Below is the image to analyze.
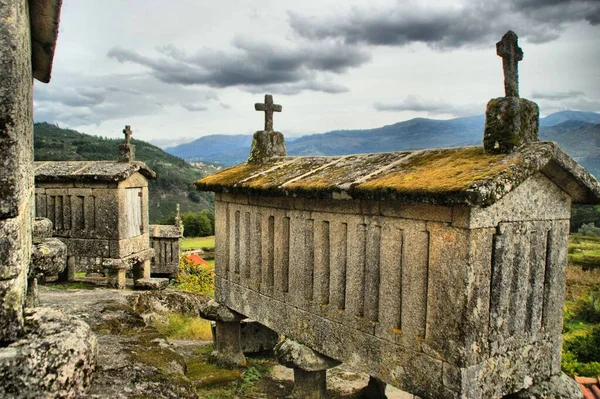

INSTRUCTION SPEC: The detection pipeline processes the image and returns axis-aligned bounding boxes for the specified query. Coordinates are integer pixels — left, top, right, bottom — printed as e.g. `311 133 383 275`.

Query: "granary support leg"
275 339 341 399
58 256 75 282
25 275 38 308
200 299 247 367
360 376 388 399
107 267 126 289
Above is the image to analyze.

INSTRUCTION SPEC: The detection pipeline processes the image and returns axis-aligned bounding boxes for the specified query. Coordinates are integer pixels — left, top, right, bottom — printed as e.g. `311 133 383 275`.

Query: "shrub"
173 256 214 296
564 326 600 364
578 222 600 237
572 285 600 323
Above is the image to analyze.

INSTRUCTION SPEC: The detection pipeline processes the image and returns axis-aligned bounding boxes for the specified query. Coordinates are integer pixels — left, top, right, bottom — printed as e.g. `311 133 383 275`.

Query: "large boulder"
0 307 97 399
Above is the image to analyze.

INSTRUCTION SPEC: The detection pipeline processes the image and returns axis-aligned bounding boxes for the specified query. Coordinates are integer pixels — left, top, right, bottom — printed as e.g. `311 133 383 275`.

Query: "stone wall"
0 0 34 342
213 172 571 398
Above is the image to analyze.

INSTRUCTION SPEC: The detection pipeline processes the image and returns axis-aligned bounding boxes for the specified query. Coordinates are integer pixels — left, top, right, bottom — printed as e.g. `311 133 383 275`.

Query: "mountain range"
164 111 600 179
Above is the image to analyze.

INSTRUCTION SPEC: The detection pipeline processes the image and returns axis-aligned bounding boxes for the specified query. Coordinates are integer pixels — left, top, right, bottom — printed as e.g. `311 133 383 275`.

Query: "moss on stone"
358 147 514 193
195 162 267 188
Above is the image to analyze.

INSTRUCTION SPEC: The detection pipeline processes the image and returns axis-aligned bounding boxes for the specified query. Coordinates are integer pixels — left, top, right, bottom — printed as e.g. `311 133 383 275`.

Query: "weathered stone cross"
496 30 523 98
255 94 282 132
123 125 132 144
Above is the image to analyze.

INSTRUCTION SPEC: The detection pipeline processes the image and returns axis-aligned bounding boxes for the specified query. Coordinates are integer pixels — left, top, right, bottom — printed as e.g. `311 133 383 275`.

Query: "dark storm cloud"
374 95 483 116
107 36 370 94
289 0 600 49
33 74 217 126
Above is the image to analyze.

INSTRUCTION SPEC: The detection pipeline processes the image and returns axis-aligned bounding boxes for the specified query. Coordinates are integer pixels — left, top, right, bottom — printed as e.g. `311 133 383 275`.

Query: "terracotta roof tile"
576 376 600 399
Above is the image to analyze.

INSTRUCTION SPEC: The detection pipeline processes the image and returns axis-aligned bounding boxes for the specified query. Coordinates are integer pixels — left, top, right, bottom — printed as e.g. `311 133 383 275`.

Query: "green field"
569 234 600 269
181 236 215 251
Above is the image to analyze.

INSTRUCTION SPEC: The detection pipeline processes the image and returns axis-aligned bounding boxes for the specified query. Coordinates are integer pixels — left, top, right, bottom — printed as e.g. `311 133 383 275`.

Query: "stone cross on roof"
123 125 133 144
496 30 523 97
255 94 282 132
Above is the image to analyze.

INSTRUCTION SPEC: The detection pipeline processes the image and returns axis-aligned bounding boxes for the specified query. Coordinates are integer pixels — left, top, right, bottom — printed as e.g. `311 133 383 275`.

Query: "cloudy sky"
35 0 600 147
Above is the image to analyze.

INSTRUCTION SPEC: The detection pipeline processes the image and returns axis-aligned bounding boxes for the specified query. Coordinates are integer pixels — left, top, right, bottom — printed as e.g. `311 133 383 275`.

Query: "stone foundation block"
200 299 244 322
133 277 169 290
276 339 341 372
30 238 67 277
0 307 97 398
503 373 583 399
210 319 279 354
0 272 26 341
32 217 53 244
484 97 539 153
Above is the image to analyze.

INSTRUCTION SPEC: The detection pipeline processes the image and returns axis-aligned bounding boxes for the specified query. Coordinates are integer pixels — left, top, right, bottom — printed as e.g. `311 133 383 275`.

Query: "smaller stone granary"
33 126 156 288
149 204 184 278
196 32 600 398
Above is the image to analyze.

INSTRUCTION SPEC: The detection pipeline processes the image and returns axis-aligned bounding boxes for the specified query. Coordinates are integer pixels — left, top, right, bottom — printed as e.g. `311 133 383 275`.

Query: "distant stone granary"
196 33 600 398
33 127 157 289
149 205 183 278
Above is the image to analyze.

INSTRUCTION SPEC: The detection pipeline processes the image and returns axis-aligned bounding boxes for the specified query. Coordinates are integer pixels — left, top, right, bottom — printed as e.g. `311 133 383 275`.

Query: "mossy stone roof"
195 142 600 207
34 161 157 183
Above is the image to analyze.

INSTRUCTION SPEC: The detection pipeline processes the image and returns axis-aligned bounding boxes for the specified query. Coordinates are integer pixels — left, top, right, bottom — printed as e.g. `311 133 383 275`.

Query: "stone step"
134 277 169 291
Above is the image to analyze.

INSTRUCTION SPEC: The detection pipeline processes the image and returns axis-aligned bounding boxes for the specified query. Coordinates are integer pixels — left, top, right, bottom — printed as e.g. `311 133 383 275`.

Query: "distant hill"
539 111 600 127
164 111 600 178
34 122 216 223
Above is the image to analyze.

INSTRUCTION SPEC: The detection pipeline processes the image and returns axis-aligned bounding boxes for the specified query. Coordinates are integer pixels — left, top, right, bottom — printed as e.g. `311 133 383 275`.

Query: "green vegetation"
33 122 215 223
152 312 213 341
172 256 215 296
49 281 97 290
181 236 215 251
563 234 600 377
571 205 600 233
569 233 600 271
188 345 276 399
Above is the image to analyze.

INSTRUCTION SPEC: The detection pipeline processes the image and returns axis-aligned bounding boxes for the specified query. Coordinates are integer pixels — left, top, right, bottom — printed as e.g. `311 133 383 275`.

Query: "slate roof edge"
33 161 157 182
29 0 63 83
195 142 600 207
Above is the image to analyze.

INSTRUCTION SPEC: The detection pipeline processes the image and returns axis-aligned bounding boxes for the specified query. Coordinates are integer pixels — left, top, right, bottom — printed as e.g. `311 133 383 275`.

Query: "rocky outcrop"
0 307 97 399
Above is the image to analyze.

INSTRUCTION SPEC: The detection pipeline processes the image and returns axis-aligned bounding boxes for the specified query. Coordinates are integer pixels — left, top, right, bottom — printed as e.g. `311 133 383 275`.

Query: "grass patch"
569 234 600 270
153 312 213 341
182 236 215 251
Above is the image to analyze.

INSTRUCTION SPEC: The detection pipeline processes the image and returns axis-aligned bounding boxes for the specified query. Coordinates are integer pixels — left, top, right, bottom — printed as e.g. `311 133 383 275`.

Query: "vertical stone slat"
232 209 241 282
304 219 315 301
489 223 514 344
251 212 262 290
274 213 291 297
542 221 569 335
376 221 403 340
63 195 71 231
401 228 429 339
261 214 275 295
509 222 530 334
313 219 331 306
364 223 382 322
526 222 549 334
347 223 367 318
239 211 250 284
330 222 348 311
213 201 228 278
47 195 55 230
35 192 46 218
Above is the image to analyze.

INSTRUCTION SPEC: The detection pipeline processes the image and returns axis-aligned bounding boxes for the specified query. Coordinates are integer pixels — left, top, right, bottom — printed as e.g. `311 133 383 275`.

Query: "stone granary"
149 204 184 278
196 33 600 398
1 1 98 397
33 126 157 289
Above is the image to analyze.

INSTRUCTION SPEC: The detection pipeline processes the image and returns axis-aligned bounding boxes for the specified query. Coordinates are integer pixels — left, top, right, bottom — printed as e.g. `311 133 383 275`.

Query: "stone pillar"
107 268 126 289
360 376 388 399
0 0 35 342
483 97 539 154
275 339 341 399
200 299 247 367
58 256 75 282
25 276 38 308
